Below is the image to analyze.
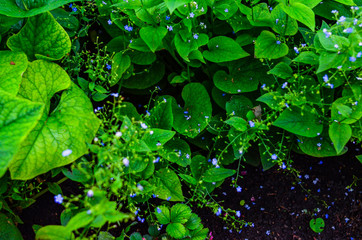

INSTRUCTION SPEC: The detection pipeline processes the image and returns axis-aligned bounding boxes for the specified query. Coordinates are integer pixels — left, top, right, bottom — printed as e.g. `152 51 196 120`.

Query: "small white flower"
123 157 130 167
115 132 122 137
62 149 72 157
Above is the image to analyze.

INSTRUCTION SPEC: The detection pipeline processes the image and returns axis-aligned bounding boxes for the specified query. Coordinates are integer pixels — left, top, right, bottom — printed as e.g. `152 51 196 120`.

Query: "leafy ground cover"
0 0 361 240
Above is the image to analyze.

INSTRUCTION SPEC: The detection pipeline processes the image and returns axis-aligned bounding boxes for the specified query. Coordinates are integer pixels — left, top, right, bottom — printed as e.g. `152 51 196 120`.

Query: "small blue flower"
157 207 162 213
167 25 173 31
189 12 195 18
281 82 288 89
281 162 287 169
323 28 332 38
249 121 255 128
343 27 353 33
72 7 77 12
338 16 346 23
350 56 356 62
294 47 299 54
193 34 199 39
107 19 112 25
236 211 241 217
216 207 222 216
301 43 307 47
261 84 266 89
331 10 338 14
325 214 329 219
124 25 133 31
236 186 242 192
271 154 277 160
69 4 73 8
166 16 170 20
276 40 281 45
323 74 329 82
285 103 289 108
276 19 279 24
54 194 63 204
357 52 362 58
225 9 229 13
266 230 271 235
212 158 218 166
87 210 92 215
167 196 171 201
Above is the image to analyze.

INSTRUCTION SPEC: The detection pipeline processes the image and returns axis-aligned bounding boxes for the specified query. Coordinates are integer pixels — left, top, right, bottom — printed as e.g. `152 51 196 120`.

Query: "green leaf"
36 225 73 240
126 50 156 65
154 205 170 224
309 218 325 233
129 233 143 240
297 134 346 157
0 213 23 240
166 223 186 239
0 0 81 18
153 168 184 201
140 26 167 53
333 0 354 5
225 117 247 131
98 231 115 240
164 0 192 14
160 138 191 167
0 51 28 95
9 61 100 180
357 155 362 164
213 0 238 20
257 92 283 110
47 182 62 195
293 51 319 65
0 90 44 178
172 83 212 138
146 98 173 130
110 52 131 86
170 204 192 224
268 62 293 79
185 213 202 230
203 167 236 182
122 61 165 89
271 4 298 36
141 128 175 151
66 211 94 232
273 106 323 137
280 2 315 31
203 36 249 63
7 12 71 61
226 95 253 118
247 3 273 27
189 227 209 240
329 122 351 154
255 30 289 59
51 8 79 32
213 58 266 93
179 174 197 185
115 102 141 121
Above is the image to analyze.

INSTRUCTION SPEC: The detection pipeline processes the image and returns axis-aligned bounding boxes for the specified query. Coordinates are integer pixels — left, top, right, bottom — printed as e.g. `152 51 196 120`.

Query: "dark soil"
18 143 361 240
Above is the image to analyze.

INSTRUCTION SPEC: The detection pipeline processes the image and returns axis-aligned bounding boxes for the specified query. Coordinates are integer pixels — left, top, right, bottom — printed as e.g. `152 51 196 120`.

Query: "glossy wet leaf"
0 51 28 95
255 30 289 59
273 106 323 137
203 36 249 63
9 60 100 180
172 83 212 138
7 12 71 61
0 0 80 18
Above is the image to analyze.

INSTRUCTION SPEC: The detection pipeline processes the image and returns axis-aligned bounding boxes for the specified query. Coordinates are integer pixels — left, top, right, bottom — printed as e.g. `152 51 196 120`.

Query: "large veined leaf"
280 1 315 31
7 12 71 61
9 60 100 180
255 31 289 59
213 58 269 93
35 225 73 240
166 223 186 239
0 90 44 178
146 98 173 130
203 36 249 63
154 205 170 224
152 168 184 201
0 0 81 17
297 134 347 157
110 52 131 86
329 122 352 154
164 0 192 14
273 106 323 137
172 83 212 138
0 51 28 95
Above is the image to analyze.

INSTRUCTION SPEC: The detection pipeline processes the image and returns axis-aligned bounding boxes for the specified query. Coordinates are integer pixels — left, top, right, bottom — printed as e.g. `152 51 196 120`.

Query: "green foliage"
309 217 325 233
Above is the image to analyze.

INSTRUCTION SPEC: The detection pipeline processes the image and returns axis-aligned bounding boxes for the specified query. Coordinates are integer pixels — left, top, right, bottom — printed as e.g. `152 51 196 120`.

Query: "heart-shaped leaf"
255 30 289 59
172 83 212 138
9 60 100 180
203 36 249 63
152 168 184 201
140 26 167 52
309 218 325 233
7 12 71 61
280 2 315 31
